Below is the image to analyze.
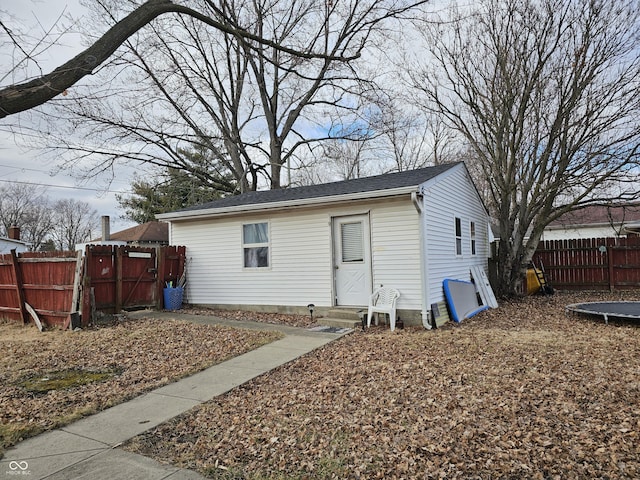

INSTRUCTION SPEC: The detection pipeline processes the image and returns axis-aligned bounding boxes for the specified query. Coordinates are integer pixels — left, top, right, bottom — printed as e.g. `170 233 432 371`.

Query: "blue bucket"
163 287 184 311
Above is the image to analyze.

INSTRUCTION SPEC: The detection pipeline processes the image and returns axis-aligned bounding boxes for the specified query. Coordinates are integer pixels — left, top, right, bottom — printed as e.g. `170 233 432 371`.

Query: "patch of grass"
201 465 316 480
0 423 45 455
201 465 249 479
315 455 348 479
1 316 284 461
18 368 122 394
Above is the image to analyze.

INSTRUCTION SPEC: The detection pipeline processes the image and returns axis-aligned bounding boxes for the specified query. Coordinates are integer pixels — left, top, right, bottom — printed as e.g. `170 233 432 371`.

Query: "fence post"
81 246 91 326
115 246 123 313
9 249 28 323
67 250 83 329
607 245 615 292
156 246 164 310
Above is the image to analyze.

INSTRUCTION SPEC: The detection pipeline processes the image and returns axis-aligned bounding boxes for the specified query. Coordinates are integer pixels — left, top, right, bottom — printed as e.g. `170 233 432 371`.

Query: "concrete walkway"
1 311 351 480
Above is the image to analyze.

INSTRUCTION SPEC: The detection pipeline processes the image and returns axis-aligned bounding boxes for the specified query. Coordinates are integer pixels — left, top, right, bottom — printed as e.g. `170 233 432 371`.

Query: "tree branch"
0 0 359 119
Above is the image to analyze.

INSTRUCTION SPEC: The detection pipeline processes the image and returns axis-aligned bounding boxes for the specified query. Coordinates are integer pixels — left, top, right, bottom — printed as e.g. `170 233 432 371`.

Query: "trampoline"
566 301 640 324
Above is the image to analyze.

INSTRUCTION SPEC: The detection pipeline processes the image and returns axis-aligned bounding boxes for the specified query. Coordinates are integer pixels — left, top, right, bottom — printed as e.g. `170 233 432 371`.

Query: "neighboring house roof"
0 237 30 245
547 205 640 230
90 221 169 243
110 221 169 243
158 163 461 220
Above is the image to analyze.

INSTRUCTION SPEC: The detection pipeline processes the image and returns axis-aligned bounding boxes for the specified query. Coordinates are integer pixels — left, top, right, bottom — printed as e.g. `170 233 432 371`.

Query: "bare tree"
377 104 458 172
303 139 374 185
411 0 640 296
33 0 428 193
0 183 53 250
0 0 369 118
49 198 99 250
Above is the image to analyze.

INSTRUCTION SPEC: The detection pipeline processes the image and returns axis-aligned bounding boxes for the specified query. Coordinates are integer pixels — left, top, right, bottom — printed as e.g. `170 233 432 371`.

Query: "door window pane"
341 222 364 262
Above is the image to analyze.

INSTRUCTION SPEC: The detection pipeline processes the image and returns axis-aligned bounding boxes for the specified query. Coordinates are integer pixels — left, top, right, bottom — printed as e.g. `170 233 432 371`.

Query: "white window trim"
455 217 463 256
470 221 477 256
242 221 271 269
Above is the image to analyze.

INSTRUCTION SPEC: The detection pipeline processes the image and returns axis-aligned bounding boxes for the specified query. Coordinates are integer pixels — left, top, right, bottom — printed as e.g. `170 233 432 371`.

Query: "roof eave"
546 221 627 230
0 237 31 246
157 186 418 221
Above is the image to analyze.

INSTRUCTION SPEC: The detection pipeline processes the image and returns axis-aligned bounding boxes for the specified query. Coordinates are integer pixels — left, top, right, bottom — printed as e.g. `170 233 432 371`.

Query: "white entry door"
333 215 372 306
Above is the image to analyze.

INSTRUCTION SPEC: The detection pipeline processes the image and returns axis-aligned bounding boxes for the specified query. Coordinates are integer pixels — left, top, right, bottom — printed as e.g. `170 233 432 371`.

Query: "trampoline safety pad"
566 301 640 324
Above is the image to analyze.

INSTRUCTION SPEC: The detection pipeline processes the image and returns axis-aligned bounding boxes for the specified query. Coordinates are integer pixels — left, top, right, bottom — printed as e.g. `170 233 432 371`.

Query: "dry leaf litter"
0 316 281 454
125 292 640 479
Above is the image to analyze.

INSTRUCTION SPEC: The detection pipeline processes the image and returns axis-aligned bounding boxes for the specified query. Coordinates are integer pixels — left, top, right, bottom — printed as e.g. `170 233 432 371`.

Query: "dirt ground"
0 316 282 455
124 291 640 479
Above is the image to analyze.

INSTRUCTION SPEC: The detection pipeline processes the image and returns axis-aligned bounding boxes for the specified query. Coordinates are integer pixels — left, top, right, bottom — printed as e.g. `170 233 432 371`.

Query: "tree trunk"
496 238 523 297
269 141 283 189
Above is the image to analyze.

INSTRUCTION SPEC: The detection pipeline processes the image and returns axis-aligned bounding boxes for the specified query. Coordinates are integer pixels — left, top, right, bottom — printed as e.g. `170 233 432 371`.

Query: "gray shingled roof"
176 163 458 213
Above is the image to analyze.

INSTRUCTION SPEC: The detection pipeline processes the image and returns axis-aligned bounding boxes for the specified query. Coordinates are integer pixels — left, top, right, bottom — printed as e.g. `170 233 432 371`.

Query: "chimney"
101 216 110 241
8 225 20 241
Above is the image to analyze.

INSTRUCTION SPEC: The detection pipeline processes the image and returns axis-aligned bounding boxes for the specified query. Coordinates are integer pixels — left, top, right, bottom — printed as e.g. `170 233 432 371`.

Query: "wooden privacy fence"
82 244 185 318
0 245 185 328
0 250 82 328
534 237 640 291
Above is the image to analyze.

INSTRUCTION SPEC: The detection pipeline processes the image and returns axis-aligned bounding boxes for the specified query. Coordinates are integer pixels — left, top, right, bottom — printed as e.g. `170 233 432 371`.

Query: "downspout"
412 191 432 330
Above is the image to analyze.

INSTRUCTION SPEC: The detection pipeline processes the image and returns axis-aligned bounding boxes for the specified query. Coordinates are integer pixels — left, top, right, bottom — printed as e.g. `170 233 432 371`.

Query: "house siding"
170 210 332 308
422 166 489 304
369 198 422 311
0 239 29 254
170 197 423 312
167 163 490 322
541 225 622 241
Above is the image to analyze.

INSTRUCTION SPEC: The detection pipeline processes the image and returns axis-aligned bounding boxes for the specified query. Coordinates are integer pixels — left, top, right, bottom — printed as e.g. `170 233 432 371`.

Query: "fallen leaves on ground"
0 317 281 453
127 292 640 479
182 307 315 328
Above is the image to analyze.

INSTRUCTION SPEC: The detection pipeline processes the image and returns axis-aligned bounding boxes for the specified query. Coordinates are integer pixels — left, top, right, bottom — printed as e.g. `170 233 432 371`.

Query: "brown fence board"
535 237 640 291
157 246 186 309
1 245 185 328
82 245 185 323
0 250 79 326
0 255 21 321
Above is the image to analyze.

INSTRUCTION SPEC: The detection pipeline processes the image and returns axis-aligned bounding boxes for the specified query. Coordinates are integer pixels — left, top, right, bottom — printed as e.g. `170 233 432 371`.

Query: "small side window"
455 217 462 255
243 222 269 268
470 221 476 255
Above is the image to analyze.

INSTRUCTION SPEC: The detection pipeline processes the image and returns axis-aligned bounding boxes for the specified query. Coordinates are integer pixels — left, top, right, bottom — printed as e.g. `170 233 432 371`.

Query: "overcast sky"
0 0 136 231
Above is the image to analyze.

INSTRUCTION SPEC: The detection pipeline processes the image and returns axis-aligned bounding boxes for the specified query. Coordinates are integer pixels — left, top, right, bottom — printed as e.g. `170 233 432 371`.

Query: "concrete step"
317 317 362 329
326 308 366 321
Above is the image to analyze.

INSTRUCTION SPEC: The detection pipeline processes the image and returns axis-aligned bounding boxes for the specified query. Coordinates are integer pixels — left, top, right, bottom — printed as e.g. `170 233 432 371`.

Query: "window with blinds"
341 222 364 262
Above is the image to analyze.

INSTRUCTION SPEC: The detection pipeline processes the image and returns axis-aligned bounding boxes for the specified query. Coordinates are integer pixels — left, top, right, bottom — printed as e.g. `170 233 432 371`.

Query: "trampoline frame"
566 301 640 324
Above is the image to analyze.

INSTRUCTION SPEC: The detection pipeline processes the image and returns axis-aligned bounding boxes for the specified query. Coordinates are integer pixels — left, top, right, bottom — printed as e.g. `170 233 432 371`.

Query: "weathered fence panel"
535 237 640 291
0 251 26 322
0 250 81 326
0 245 185 328
82 245 185 321
156 245 186 307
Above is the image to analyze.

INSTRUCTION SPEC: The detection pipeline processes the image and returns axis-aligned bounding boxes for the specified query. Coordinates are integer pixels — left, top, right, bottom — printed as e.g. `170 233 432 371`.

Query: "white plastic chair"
367 287 400 331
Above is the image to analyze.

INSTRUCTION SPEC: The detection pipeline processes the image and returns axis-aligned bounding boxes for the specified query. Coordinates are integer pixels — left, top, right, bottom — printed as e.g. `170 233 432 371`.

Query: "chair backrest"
373 287 400 306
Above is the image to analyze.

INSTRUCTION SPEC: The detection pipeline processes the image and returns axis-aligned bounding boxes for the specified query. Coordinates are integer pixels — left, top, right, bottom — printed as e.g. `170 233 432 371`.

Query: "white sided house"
158 163 490 327
0 226 30 254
